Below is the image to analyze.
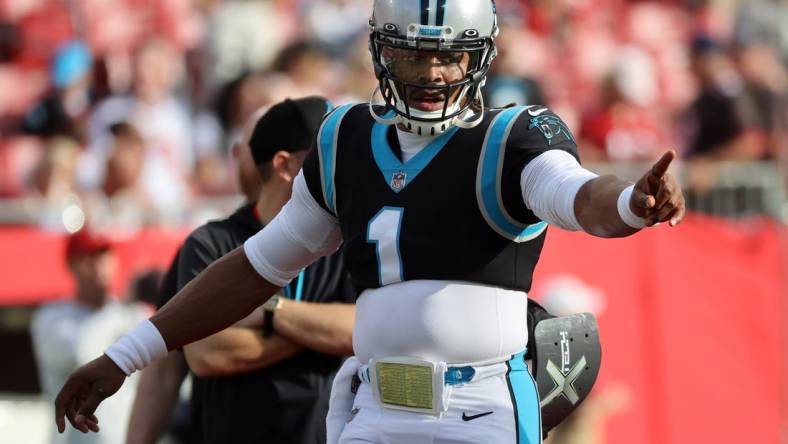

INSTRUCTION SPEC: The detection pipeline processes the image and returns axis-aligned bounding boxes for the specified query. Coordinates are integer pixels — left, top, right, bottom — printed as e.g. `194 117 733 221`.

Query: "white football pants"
329 351 542 444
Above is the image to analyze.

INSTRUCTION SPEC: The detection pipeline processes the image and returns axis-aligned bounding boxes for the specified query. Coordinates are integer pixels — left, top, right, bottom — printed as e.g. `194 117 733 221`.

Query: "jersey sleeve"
501 108 581 224
302 140 332 215
243 171 343 287
301 103 360 216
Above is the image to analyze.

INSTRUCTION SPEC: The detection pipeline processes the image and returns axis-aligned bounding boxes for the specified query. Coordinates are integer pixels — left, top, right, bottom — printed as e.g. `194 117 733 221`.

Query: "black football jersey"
302 104 579 293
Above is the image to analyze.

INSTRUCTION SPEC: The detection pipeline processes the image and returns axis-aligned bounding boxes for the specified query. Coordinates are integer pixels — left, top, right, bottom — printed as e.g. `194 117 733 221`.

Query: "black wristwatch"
262 295 283 338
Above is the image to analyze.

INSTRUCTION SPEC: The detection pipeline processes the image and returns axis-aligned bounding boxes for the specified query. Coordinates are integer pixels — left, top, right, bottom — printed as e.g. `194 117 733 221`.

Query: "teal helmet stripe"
436 0 447 26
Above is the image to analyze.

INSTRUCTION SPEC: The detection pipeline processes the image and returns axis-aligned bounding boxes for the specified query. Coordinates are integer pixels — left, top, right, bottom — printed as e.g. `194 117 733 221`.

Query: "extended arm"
125 352 188 444
273 300 355 356
521 150 685 238
54 172 343 433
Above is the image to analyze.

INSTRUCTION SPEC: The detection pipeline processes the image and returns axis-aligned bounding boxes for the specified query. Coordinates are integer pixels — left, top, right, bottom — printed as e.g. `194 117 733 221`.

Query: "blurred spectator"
483 24 546 108
28 136 80 202
683 36 748 160
22 40 93 142
25 136 86 232
30 228 148 444
101 123 146 202
578 47 667 162
191 108 227 195
206 0 294 85
270 41 340 101
215 71 269 150
83 38 193 220
73 122 151 232
301 0 369 56
733 0 788 59
0 0 782 226
334 35 378 104
733 42 786 160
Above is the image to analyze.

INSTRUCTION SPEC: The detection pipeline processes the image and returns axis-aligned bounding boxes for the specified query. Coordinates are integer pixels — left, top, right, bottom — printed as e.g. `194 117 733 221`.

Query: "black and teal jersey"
302 104 579 293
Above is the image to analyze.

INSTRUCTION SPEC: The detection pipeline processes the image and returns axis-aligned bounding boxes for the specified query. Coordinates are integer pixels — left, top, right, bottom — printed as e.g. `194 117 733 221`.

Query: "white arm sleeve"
243 171 343 287
520 150 598 232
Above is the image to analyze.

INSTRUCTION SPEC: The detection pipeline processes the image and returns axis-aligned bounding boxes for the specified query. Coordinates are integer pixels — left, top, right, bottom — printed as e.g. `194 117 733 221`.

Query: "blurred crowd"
0 0 785 229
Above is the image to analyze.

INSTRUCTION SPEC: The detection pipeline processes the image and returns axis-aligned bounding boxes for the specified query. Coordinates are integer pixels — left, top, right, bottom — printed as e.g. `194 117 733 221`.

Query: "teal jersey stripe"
283 270 305 300
476 107 548 242
506 350 542 444
318 104 354 214
371 112 459 193
294 270 305 301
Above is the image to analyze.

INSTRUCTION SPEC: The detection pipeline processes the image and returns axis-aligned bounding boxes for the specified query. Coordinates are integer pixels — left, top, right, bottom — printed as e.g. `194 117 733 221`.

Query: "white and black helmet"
369 0 499 135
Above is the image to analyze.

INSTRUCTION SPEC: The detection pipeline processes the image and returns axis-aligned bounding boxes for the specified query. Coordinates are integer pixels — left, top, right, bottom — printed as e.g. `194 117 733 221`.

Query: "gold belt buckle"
369 357 446 415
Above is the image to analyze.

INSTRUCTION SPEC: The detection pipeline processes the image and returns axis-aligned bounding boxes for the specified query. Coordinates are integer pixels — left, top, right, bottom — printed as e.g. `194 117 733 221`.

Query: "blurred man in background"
127 97 356 444
23 40 93 142
126 105 268 444
81 38 194 221
30 228 148 444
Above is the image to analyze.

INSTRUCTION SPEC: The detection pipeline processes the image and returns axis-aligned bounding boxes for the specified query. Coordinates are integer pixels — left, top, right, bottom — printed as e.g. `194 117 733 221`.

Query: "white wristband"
104 320 168 376
617 185 648 229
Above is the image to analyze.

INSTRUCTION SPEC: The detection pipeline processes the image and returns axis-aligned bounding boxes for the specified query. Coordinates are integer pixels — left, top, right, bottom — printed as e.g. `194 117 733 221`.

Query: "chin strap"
368 85 399 126
453 89 485 129
367 86 486 134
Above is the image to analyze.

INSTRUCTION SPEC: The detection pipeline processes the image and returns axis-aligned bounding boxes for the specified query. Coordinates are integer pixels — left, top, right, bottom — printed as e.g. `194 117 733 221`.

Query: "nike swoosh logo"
527 107 548 116
462 411 494 421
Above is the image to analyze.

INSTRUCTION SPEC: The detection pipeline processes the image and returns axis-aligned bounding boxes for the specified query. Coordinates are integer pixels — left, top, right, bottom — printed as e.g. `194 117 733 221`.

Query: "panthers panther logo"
529 115 575 146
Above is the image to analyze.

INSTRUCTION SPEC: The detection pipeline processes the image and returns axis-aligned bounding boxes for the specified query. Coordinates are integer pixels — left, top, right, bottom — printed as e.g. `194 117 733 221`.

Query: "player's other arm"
54 173 342 434
514 110 684 238
126 352 188 444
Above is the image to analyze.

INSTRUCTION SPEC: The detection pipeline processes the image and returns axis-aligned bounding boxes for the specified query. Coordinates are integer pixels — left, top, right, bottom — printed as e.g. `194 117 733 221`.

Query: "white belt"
356 355 513 415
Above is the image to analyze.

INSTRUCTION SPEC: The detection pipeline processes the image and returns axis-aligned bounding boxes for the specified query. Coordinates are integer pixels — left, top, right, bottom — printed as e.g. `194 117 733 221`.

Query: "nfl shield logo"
391 171 406 190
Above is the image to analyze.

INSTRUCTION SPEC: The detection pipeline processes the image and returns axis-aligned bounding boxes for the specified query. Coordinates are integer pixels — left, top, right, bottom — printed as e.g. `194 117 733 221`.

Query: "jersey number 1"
367 207 404 286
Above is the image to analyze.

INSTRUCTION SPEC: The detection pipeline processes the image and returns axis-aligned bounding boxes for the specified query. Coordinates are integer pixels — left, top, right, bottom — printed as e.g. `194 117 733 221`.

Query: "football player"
54 1 685 443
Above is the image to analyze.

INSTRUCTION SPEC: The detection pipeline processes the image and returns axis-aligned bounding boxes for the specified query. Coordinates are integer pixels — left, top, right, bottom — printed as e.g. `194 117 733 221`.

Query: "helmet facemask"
369 23 497 135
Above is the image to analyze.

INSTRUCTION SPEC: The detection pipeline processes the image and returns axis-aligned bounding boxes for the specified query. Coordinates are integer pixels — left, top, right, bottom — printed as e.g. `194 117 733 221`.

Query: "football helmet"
369 0 498 135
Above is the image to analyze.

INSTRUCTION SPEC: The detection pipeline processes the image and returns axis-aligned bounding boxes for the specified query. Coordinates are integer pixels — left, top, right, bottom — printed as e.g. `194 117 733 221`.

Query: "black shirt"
158 204 356 444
